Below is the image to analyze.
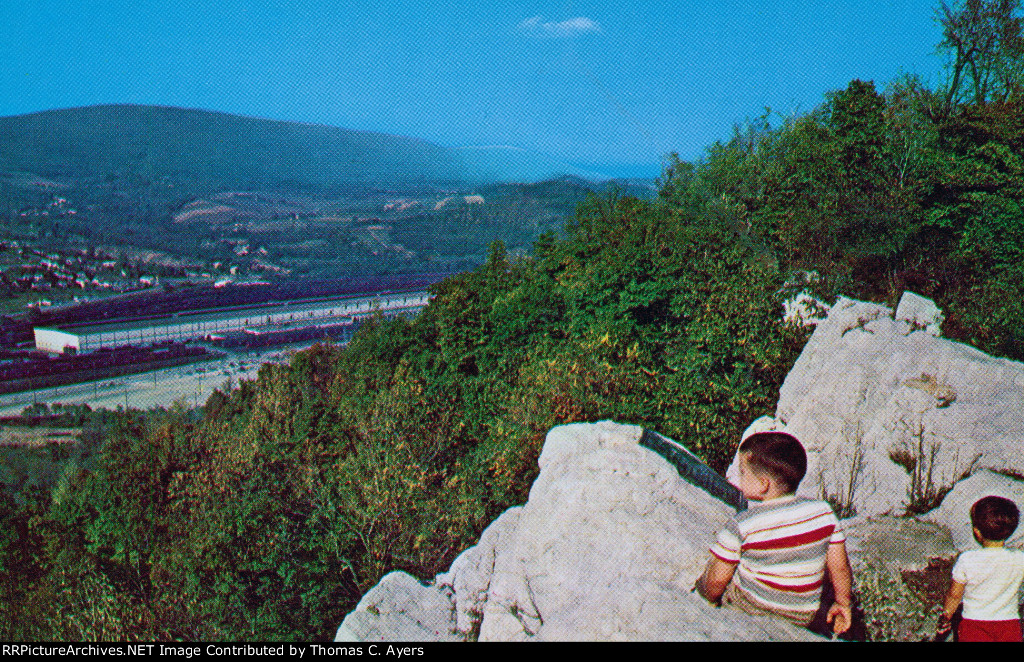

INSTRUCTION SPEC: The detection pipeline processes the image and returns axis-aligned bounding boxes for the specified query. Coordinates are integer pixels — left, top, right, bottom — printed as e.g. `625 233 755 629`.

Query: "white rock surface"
435 506 522 635
334 571 461 642
895 291 945 336
777 293 1024 516
337 421 822 641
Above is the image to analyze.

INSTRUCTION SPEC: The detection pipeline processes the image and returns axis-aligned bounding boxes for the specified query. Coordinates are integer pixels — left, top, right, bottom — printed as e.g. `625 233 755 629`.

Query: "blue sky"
0 1 948 178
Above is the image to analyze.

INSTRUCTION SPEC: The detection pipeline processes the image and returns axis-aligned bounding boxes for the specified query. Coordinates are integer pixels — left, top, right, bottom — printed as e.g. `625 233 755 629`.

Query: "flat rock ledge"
336 421 822 641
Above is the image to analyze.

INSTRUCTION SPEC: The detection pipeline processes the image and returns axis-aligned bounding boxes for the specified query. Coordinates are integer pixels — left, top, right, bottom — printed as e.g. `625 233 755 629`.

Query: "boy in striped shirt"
697 431 853 635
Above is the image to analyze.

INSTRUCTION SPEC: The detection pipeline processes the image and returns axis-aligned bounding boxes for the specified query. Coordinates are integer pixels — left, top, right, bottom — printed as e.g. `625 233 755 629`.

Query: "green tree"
938 0 1024 113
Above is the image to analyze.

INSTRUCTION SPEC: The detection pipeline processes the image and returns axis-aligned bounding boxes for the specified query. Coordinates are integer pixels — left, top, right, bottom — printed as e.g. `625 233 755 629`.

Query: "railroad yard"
0 274 445 414
0 343 302 415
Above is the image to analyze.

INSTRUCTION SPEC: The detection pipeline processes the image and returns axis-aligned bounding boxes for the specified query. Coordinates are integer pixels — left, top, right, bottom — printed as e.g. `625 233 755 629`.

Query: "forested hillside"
0 104 462 192
3 0 1024 641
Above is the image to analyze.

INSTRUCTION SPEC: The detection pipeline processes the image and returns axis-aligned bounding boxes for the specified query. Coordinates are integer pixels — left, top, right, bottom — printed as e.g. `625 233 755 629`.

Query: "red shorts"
958 618 1023 642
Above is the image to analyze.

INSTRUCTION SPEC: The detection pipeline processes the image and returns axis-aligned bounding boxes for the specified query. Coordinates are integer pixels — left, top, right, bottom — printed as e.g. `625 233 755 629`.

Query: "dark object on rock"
640 428 746 510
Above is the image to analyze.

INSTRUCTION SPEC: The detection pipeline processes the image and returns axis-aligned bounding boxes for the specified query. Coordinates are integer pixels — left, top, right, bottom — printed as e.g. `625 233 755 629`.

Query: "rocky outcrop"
777 292 1024 516
336 421 821 641
336 571 463 642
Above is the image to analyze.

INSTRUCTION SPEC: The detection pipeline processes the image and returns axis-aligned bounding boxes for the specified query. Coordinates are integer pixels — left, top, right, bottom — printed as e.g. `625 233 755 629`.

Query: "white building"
34 290 431 354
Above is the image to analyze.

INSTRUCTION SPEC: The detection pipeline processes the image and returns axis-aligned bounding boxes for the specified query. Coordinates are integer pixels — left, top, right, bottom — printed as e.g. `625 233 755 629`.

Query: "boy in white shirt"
937 496 1024 642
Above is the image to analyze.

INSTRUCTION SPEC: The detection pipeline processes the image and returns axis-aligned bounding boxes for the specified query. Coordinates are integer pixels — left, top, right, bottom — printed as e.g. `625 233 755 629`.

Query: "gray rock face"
894 291 944 337
336 421 821 641
434 506 522 636
778 292 1024 516
334 571 461 642
844 516 956 574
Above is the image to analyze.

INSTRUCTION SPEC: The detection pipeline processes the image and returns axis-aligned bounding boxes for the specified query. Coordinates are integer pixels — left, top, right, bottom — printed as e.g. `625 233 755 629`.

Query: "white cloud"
518 15 601 38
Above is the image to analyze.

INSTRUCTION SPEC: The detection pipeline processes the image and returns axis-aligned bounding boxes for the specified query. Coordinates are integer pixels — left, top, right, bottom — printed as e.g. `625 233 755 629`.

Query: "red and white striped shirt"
710 495 845 615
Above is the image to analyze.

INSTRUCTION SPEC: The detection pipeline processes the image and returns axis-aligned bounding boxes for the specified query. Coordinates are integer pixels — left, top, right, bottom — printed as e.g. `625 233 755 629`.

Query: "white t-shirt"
952 547 1024 621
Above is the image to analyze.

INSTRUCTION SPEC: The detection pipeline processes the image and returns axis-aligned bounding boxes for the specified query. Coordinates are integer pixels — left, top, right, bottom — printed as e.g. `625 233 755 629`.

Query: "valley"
0 105 655 414
0 105 655 291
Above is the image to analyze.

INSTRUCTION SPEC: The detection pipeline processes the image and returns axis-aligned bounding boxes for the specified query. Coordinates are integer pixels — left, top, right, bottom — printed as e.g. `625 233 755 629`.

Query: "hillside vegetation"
3 0 1024 641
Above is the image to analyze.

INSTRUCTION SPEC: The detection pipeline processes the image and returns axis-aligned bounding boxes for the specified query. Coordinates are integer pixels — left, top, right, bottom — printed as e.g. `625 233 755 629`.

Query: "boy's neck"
973 526 1007 548
753 490 796 503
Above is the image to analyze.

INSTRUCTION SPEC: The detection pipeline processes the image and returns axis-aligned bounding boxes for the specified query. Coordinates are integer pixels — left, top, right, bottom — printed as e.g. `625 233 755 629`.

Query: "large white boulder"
778 293 1024 516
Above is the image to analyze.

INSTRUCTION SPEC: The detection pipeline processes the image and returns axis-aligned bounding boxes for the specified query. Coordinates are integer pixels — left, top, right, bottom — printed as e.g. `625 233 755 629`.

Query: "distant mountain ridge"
0 104 626 190
0 104 464 192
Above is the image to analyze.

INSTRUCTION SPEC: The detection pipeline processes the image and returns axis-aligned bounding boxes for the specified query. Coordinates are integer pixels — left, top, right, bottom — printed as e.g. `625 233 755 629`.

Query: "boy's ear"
746 466 771 497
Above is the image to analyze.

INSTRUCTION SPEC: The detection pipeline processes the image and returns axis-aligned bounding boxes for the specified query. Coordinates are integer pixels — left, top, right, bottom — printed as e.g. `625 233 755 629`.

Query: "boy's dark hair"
739 431 807 493
971 496 1020 542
